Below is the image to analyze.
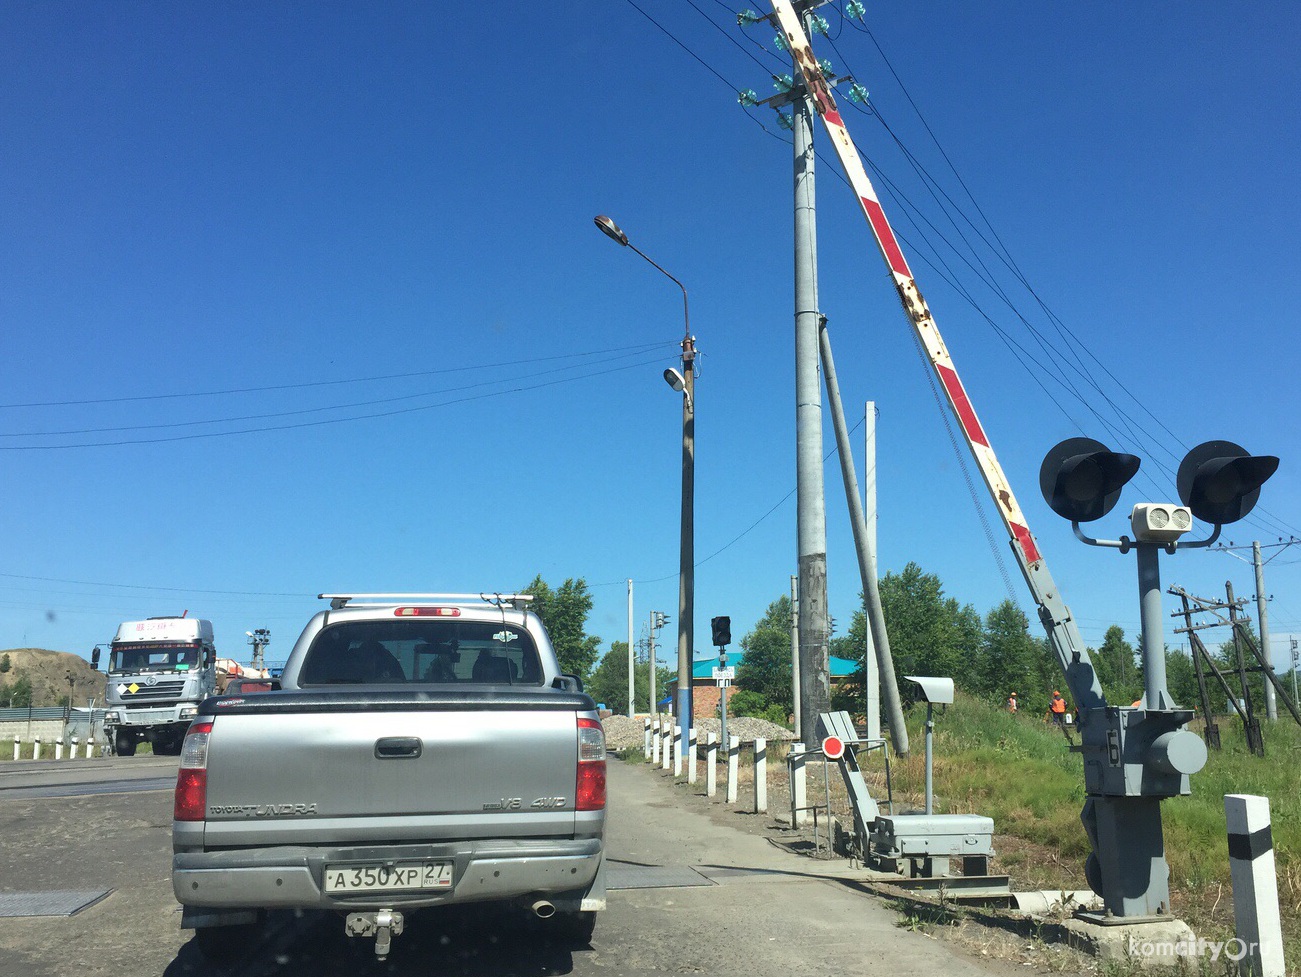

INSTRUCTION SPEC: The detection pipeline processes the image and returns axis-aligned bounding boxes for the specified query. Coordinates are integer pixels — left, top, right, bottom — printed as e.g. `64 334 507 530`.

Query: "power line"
0 341 670 410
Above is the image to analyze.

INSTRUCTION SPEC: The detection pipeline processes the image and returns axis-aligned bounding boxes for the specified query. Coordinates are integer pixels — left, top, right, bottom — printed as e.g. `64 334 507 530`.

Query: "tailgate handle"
375 737 423 759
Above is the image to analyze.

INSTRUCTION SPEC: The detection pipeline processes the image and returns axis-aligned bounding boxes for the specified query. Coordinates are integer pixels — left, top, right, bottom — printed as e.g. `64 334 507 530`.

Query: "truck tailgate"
200 691 589 848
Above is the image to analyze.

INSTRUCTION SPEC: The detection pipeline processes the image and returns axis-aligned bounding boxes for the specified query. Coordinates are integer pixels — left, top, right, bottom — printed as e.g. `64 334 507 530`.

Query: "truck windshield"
300 620 543 686
109 643 201 673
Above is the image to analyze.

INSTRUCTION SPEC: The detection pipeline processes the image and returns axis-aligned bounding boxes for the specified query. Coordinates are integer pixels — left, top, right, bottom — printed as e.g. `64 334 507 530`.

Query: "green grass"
884 694 1301 962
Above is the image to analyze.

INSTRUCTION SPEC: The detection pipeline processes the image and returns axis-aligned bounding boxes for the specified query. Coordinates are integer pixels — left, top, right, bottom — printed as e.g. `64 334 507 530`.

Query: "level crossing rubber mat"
605 865 713 890
0 890 111 917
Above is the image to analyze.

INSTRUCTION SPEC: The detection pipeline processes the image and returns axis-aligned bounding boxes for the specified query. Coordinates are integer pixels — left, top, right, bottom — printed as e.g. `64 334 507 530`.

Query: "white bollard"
12 736 18 761
687 727 698 785
55 738 64 761
753 737 767 813
70 736 78 759
1225 794 1286 977
705 732 717 797
651 717 661 764
726 736 740 804
33 737 41 760
662 725 672 771
85 737 93 759
643 718 652 760
791 742 807 826
673 726 683 777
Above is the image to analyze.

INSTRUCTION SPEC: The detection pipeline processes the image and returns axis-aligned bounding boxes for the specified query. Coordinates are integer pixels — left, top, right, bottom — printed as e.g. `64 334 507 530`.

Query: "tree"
878 562 979 698
523 576 602 681
1093 626 1140 705
0 653 9 673
736 596 793 713
3 675 33 708
976 600 1041 701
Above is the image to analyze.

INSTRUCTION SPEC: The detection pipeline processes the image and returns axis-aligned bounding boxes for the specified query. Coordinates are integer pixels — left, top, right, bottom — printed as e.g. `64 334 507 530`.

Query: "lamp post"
594 215 694 739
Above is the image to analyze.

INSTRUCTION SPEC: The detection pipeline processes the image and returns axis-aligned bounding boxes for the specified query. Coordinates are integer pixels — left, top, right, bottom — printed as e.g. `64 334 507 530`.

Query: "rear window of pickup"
299 619 544 686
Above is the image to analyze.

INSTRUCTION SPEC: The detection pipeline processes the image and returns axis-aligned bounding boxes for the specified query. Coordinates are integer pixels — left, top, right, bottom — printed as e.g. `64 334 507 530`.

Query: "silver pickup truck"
171 593 607 962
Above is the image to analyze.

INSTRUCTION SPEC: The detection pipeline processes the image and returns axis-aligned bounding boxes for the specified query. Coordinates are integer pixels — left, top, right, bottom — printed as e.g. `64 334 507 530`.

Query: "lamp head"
593 215 628 247
663 368 686 393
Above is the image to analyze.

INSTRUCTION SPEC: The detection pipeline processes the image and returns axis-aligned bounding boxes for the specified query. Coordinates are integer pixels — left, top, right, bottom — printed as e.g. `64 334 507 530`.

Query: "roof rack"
318 593 535 610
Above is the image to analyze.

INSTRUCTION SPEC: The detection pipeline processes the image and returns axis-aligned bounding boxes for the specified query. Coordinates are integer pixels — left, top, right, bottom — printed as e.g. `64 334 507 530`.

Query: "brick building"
668 654 860 722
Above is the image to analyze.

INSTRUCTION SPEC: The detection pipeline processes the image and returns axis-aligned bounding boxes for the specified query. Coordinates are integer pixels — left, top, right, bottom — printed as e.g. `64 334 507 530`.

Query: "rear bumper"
173 837 604 912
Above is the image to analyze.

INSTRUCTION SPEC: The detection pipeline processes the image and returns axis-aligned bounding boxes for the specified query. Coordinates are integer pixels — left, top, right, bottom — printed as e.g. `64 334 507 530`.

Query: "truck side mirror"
204 651 214 668
90 648 100 670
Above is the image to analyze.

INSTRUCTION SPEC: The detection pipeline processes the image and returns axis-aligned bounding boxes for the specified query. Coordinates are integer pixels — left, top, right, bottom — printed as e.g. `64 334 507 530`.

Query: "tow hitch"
345 909 405 960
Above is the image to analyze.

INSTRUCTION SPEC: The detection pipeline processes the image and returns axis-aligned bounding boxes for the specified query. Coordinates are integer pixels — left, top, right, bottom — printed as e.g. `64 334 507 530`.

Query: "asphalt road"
0 756 1021 977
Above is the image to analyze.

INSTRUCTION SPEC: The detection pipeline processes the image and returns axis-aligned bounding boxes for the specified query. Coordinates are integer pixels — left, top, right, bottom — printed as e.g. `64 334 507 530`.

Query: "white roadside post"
687 727 698 785
662 724 672 771
753 737 767 813
33 737 41 760
1225 794 1286 977
70 736 78 759
85 737 93 759
54 737 63 761
643 718 652 760
790 742 807 827
705 732 718 797
651 716 661 764
673 726 683 777
726 736 740 804
12 736 18 761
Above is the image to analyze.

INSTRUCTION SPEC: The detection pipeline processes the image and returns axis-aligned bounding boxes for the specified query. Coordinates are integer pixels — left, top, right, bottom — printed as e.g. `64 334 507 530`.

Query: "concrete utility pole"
627 579 634 717
1253 541 1279 720
792 22 830 745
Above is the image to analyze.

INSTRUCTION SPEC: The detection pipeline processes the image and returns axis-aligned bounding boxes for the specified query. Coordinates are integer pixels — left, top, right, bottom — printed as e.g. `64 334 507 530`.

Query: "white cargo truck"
96 617 217 756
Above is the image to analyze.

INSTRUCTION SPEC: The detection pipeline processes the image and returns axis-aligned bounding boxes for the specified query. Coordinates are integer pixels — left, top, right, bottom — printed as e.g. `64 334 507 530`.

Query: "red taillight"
576 717 606 811
174 720 213 822
174 769 207 821
394 606 461 617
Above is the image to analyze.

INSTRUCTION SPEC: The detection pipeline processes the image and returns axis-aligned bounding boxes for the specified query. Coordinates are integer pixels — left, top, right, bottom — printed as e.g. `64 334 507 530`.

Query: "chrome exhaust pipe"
530 899 556 919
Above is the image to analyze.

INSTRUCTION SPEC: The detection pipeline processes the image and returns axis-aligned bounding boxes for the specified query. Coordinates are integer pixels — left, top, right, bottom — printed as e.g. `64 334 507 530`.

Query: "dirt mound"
0 648 105 707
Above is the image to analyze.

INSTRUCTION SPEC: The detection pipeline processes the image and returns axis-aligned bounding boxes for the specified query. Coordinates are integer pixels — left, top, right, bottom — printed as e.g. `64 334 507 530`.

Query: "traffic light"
711 616 731 647
1177 440 1279 526
653 611 670 630
1039 437 1141 523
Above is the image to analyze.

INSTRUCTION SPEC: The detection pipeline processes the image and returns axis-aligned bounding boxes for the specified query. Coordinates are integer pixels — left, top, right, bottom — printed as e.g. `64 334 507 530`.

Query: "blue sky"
2 1 1299 687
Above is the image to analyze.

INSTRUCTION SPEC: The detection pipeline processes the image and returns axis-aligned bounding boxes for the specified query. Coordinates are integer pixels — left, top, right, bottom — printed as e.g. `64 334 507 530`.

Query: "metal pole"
816 322 907 755
647 612 656 719
790 574 801 735
1253 541 1278 720
719 651 729 758
627 580 634 717
1135 544 1173 709
863 401 880 743
1292 638 1299 712
924 703 934 815
793 63 830 746
676 335 696 741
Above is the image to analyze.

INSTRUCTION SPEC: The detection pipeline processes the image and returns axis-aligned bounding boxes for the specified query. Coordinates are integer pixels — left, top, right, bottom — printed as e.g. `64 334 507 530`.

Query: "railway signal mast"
764 0 1278 920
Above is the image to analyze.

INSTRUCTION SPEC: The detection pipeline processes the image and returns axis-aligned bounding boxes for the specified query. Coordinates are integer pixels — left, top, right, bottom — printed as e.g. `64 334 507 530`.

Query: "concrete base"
1062 915 1196 967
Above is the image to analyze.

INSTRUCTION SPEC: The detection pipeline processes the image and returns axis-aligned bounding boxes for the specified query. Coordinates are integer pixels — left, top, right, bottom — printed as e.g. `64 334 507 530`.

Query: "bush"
726 692 791 728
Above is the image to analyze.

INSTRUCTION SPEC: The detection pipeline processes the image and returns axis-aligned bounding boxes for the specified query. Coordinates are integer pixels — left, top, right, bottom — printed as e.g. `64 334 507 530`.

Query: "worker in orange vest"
1047 690 1067 726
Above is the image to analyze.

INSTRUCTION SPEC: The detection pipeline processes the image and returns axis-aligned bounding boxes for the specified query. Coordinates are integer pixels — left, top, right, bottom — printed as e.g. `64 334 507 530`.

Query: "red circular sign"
821 735 844 760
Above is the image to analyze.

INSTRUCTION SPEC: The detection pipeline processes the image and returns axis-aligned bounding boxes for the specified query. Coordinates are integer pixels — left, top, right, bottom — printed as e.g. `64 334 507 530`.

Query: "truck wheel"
551 910 597 946
115 733 136 757
155 736 182 756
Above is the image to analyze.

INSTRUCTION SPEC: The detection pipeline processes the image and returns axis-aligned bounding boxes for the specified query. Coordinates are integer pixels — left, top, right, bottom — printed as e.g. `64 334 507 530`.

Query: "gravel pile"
601 714 796 751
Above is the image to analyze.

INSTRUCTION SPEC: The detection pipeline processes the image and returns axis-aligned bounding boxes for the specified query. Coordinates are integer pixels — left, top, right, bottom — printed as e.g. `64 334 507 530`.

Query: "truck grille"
118 679 187 702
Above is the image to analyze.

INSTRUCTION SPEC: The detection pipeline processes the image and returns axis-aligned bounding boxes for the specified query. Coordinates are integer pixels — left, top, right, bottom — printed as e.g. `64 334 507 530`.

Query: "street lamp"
594 215 695 739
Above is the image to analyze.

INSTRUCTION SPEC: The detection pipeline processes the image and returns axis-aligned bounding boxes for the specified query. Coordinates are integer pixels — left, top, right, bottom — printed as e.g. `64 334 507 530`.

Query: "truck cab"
101 617 217 756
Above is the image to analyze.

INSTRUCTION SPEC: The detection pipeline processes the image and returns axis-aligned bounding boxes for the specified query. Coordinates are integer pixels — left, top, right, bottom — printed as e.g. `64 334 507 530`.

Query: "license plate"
323 861 453 893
